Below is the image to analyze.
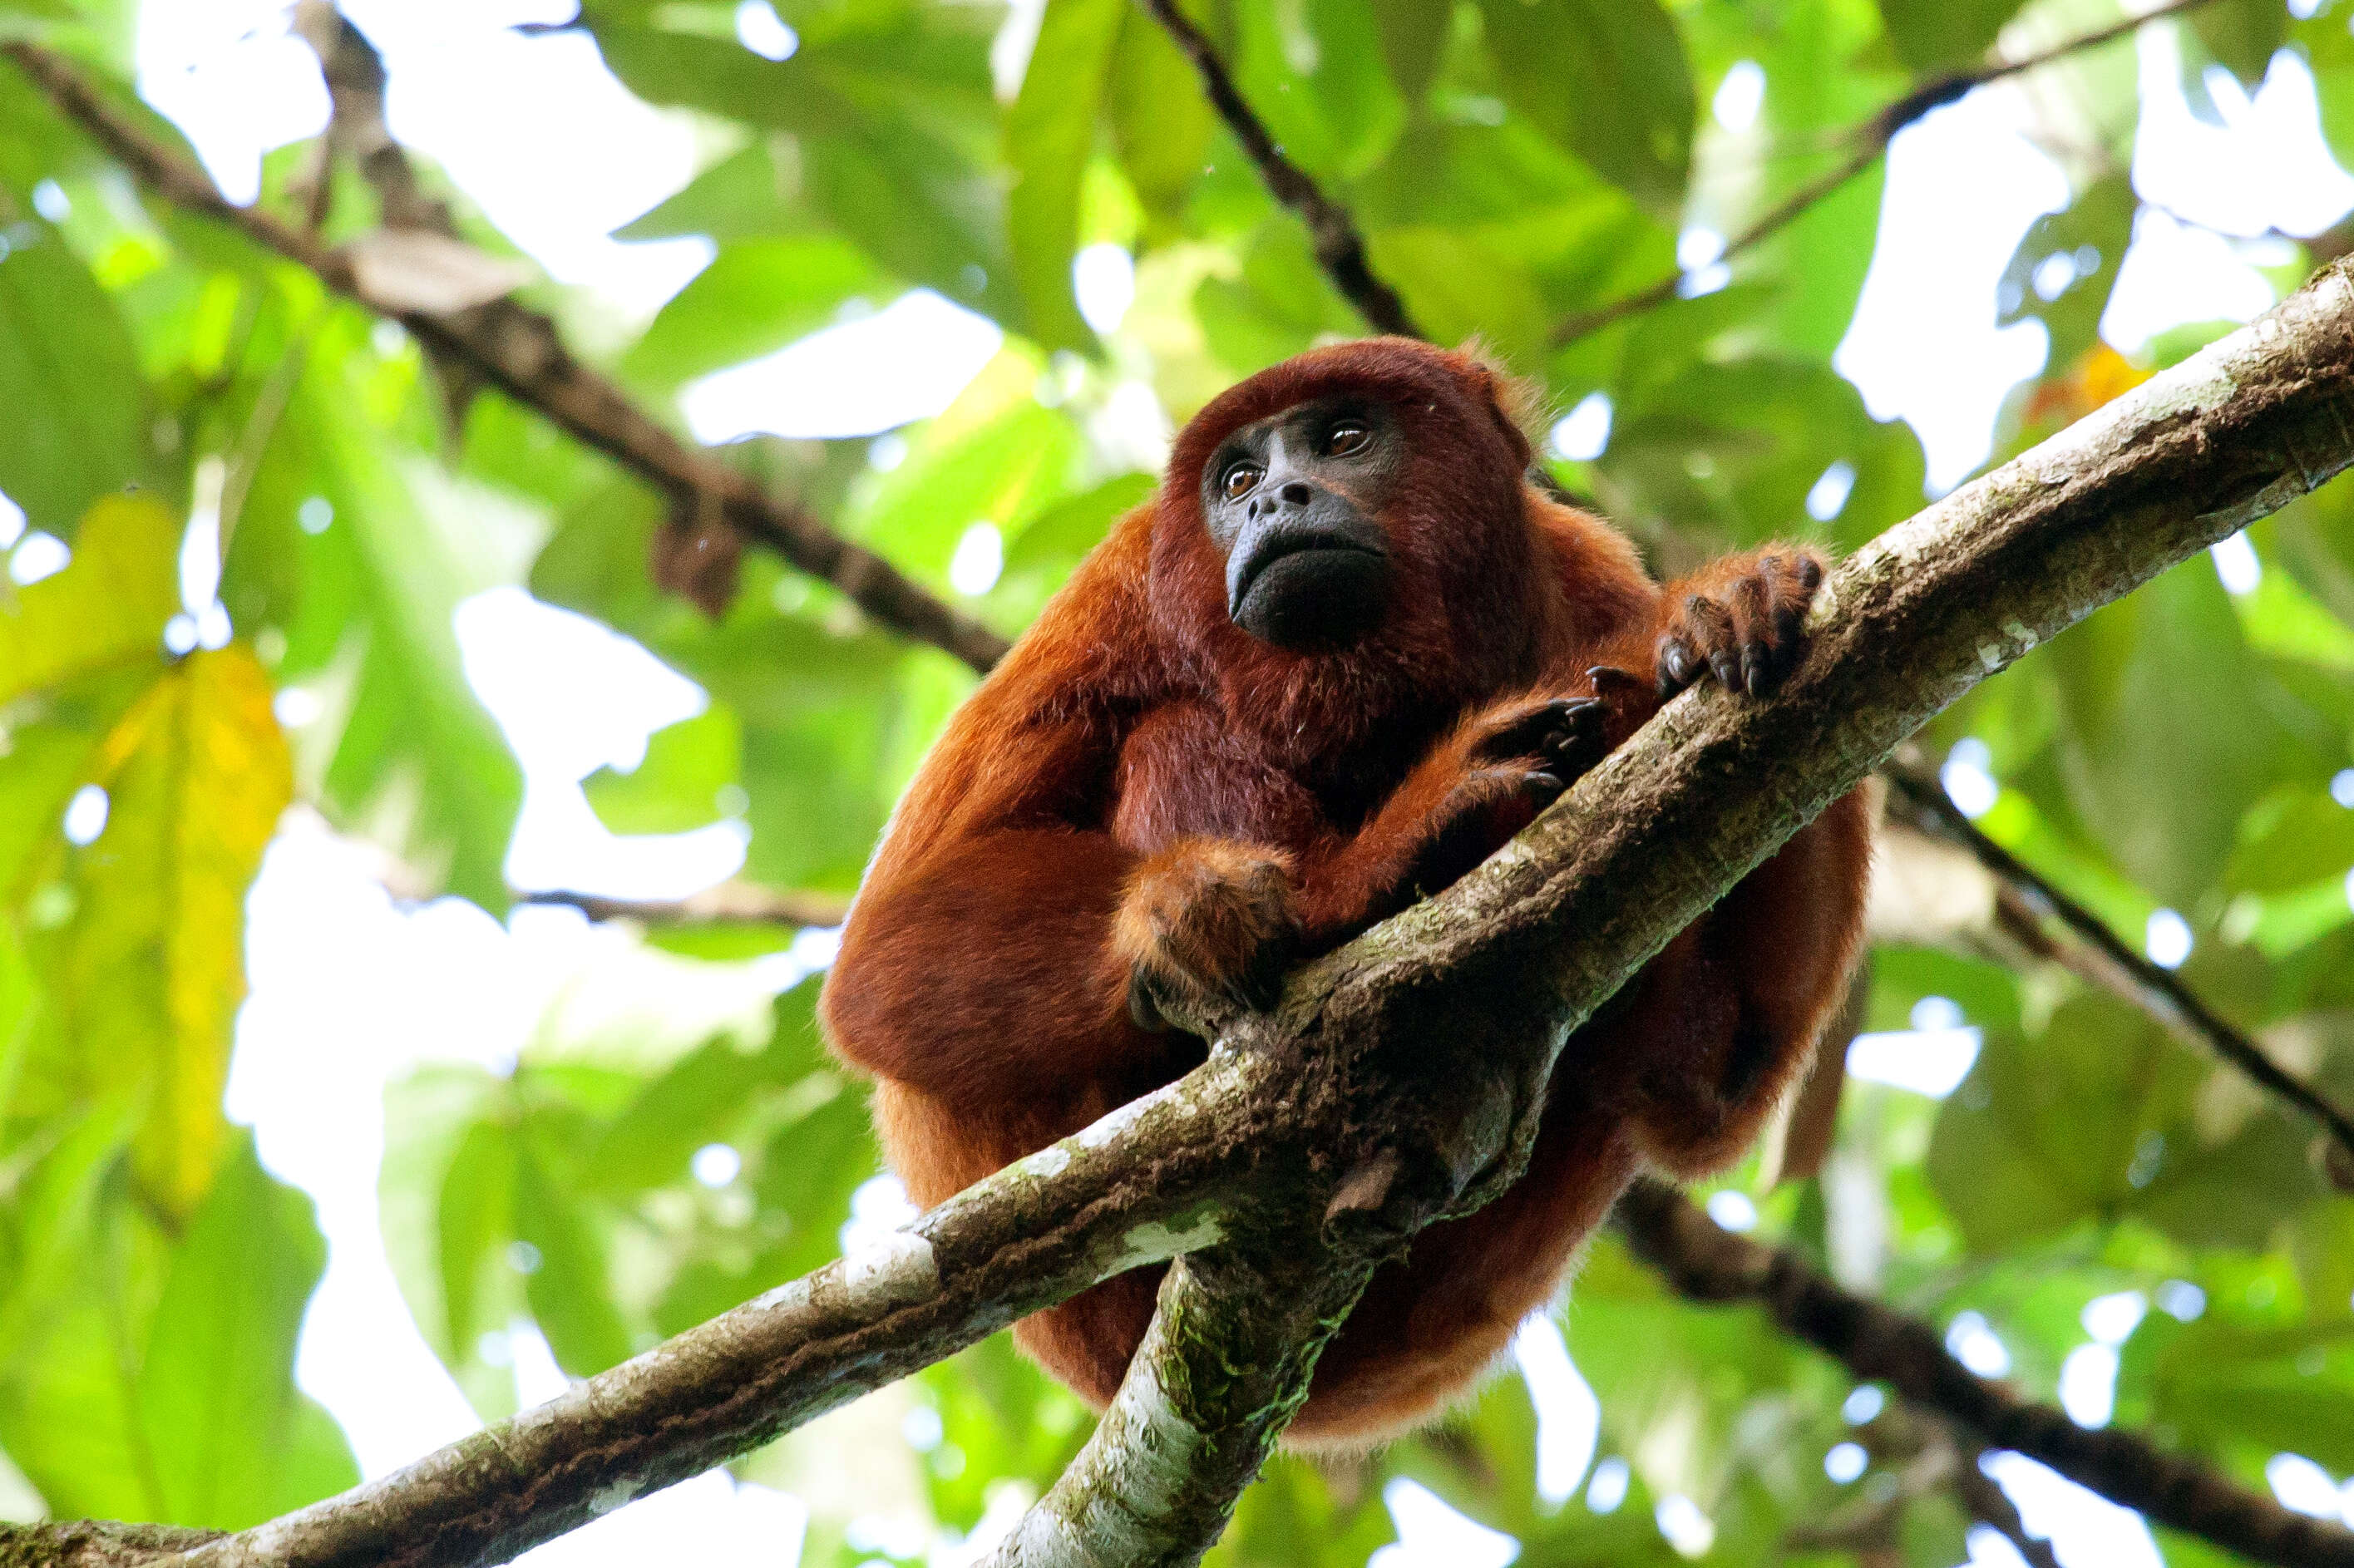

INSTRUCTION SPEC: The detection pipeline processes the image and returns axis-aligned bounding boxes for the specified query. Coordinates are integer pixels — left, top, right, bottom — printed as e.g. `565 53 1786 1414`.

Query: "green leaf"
1927 989 2320 1253
1005 0 1126 352
1204 1454 1395 1566
2185 0 2290 95
1231 0 1408 183
1997 172 2134 375
2046 561 2300 905
1002 471 1154 574
1106 7 1217 239
621 236 883 391
2119 1309 2354 1476
0 492 177 708
844 353 1086 574
24 646 290 1219
0 217 154 535
592 14 1026 330
613 141 805 244
2296 5 2354 173
230 335 528 909
378 1067 521 1419
136 1136 359 1528
584 703 744 835
1196 216 1363 374
436 1117 517 1382
514 1143 634 1376
1475 0 1695 213
1877 0 2028 71
1365 225 1551 366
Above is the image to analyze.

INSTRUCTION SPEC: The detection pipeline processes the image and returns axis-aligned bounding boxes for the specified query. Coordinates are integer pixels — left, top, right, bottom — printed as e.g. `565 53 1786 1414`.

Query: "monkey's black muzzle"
1225 484 1391 650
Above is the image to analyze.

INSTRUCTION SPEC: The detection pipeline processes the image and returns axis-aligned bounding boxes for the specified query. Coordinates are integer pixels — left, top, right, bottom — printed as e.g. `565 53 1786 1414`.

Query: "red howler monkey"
821 338 1872 1448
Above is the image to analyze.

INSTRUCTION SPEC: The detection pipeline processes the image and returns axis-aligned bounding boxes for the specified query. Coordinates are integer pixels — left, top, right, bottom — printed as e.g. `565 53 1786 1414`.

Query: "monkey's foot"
1116 839 1300 1031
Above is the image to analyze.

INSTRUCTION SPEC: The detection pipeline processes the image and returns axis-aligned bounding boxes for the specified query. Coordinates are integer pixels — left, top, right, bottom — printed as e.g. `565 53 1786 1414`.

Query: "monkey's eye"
1324 422 1369 457
1221 462 1263 500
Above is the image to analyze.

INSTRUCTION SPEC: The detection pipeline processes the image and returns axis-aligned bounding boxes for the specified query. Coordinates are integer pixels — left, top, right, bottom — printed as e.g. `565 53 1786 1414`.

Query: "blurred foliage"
1 0 2352 1561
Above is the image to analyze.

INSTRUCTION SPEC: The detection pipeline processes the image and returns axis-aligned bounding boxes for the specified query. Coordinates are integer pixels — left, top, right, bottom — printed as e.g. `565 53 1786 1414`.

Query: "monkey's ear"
1452 336 1540 465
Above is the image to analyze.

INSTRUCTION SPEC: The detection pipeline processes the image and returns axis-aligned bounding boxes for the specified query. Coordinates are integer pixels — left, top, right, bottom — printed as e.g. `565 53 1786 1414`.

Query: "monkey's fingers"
1586 664 1645 701
1469 696 1589 764
1128 968 1172 1033
1735 552 1827 696
1658 593 1740 696
1539 702 1608 782
1232 926 1297 1013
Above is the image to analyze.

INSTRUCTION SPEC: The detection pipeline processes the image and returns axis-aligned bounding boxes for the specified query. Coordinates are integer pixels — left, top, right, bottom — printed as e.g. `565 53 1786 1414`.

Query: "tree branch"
1551 0 2223 346
1618 1179 2354 1568
1950 1440 2065 1568
0 41 1011 675
516 882 852 929
988 1245 1371 1567
0 1523 220 1568
289 2 450 235
1138 0 1421 340
178 1053 1277 1568
1882 758 2354 1181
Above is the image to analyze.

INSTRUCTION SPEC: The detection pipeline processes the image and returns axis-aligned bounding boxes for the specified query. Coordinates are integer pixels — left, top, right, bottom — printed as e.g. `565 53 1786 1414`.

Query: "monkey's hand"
1656 549 1825 699
1406 693 1611 894
1115 839 1300 1033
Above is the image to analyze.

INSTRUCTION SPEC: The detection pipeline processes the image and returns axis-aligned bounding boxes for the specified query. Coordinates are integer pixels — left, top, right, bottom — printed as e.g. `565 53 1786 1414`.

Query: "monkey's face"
1199 397 1402 650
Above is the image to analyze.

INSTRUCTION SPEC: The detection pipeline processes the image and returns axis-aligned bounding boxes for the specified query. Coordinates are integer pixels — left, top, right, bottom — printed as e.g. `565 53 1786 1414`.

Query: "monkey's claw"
1656 552 1823 699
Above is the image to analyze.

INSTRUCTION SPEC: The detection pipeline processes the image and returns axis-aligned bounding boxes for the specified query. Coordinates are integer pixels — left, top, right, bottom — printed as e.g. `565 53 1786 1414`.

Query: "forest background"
4 0 2354 1564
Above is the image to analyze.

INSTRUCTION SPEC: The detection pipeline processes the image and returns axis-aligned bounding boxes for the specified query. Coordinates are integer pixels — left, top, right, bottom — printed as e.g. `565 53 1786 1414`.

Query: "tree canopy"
4 1 2354 1566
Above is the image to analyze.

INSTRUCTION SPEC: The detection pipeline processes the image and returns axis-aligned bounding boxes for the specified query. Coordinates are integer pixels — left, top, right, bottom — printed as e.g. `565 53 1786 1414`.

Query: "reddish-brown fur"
821 339 1872 1448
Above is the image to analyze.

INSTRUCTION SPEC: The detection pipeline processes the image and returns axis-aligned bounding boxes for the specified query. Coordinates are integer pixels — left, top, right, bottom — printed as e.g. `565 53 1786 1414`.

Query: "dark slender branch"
290 2 485 425
1883 760 2354 1176
1552 0 2223 346
1617 1179 2354 1568
518 883 852 929
1138 0 1421 340
1951 1440 2065 1568
0 42 1011 675
289 2 452 234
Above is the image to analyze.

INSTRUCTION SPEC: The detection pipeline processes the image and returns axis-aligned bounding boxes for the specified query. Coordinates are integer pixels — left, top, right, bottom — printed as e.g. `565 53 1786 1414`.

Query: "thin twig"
1138 0 1421 339
1617 1179 2354 1568
519 882 851 929
289 2 451 234
291 2 484 426
1552 0 2224 346
1883 760 2354 1177
0 41 1012 676
1951 1438 2065 1568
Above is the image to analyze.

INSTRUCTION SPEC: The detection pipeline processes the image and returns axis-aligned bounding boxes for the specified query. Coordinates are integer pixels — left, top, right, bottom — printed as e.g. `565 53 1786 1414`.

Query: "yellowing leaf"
43 646 291 1217
2025 343 2153 429
0 493 179 707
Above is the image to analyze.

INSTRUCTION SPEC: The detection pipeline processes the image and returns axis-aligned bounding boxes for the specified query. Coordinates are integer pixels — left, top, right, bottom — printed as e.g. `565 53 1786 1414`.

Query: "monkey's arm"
1295 687 1622 939
823 515 1301 1102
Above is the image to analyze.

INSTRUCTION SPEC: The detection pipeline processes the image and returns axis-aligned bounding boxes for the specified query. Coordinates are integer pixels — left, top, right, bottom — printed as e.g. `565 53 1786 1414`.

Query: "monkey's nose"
1251 481 1316 520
